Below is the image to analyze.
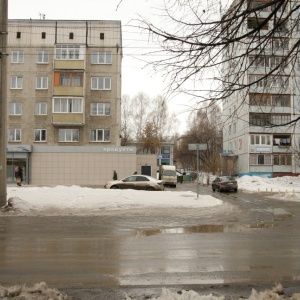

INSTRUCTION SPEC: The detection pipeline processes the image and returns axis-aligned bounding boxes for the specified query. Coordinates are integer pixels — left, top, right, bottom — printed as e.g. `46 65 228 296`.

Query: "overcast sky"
8 0 193 131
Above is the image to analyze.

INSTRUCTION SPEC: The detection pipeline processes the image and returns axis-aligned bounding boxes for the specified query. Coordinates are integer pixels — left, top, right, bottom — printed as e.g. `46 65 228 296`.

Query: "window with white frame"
250 134 271 145
9 103 22 115
249 153 272 165
233 123 236 133
90 129 110 142
8 129 21 142
58 129 79 142
91 51 112 64
10 76 23 89
91 77 111 90
11 51 24 63
53 98 83 113
36 51 49 63
35 102 47 115
36 77 48 89
55 45 80 60
34 129 47 142
271 114 290 125
90 103 111 116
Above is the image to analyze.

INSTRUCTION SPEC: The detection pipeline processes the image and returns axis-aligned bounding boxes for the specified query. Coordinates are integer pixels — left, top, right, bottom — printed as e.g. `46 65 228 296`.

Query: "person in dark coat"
113 170 118 180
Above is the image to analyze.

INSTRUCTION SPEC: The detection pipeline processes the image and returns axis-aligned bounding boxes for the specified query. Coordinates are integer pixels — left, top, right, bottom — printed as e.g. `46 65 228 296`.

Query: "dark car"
212 176 238 192
104 175 164 191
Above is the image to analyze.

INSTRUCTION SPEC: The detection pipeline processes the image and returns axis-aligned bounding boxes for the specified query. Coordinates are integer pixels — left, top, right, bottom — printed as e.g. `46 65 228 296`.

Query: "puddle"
133 223 274 237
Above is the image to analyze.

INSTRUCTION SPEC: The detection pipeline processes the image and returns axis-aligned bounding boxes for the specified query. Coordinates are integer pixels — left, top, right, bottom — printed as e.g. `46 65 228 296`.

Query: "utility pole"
0 0 8 207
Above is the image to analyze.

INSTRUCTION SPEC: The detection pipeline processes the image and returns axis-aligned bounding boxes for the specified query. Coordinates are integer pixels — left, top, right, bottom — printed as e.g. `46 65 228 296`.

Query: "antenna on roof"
39 13 46 20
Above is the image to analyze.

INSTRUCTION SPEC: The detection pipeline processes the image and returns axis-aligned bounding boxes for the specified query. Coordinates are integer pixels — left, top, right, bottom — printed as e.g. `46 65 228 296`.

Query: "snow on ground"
0 282 299 300
237 175 300 201
4 185 222 216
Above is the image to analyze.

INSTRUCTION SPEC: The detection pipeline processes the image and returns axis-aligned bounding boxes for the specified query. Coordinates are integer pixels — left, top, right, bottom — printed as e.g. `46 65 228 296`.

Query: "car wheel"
110 185 119 189
212 187 215 192
146 187 155 191
174 185 176 188
234 189 238 192
218 188 222 192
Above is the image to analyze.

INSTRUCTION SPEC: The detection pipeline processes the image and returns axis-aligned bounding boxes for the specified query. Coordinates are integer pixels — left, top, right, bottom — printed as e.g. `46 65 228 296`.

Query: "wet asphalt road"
0 182 300 299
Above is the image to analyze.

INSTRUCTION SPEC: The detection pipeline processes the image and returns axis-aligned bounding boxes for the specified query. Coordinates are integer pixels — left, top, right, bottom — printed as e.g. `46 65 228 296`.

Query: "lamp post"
0 0 8 207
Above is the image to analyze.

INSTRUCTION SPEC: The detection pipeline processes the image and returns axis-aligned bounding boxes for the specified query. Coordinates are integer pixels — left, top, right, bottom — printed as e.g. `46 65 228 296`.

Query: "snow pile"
3 186 223 216
0 282 69 299
125 284 300 300
237 175 300 194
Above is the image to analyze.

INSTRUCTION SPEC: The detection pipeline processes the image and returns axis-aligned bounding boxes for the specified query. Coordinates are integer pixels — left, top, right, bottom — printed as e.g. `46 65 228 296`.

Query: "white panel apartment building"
6 19 158 186
222 0 300 178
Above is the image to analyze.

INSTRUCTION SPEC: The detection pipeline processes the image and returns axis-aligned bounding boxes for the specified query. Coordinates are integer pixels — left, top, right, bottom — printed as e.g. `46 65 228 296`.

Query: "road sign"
188 144 207 151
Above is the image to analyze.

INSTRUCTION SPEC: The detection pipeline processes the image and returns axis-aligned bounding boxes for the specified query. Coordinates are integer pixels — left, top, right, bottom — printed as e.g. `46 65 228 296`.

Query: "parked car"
212 176 238 192
104 175 165 191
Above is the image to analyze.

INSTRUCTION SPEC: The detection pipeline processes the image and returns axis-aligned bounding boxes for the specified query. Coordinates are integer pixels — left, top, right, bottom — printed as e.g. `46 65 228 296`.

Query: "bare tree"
175 105 223 173
120 92 179 145
136 0 300 124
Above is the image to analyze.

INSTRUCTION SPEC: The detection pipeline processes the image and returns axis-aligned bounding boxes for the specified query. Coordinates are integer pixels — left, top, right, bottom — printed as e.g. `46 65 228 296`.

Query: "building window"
34 129 47 142
90 103 111 116
250 134 271 145
69 32 74 39
229 125 232 135
54 72 83 87
58 129 79 142
16 32 21 39
248 18 268 30
233 140 237 151
271 114 290 125
35 102 47 115
273 134 291 146
8 129 21 142
91 51 112 64
249 93 290 107
91 77 111 90
161 146 170 154
233 123 236 133
249 113 271 126
272 39 289 51
248 75 289 89
55 45 80 60
273 154 292 166
90 129 110 142
36 77 48 89
11 51 24 63
249 154 272 165
36 51 49 63
53 98 83 113
9 103 22 115
41 32 46 39
100 33 105 40
10 76 23 89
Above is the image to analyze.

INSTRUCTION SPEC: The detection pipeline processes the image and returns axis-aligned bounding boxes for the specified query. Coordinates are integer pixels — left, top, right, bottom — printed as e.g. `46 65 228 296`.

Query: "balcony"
52 113 84 126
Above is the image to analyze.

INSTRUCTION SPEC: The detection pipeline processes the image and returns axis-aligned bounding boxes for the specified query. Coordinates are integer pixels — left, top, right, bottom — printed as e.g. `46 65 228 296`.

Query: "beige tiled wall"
31 152 137 186
31 152 157 186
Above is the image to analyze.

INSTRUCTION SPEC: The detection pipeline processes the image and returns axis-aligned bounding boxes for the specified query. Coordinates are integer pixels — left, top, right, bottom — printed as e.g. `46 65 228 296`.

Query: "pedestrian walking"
113 170 118 180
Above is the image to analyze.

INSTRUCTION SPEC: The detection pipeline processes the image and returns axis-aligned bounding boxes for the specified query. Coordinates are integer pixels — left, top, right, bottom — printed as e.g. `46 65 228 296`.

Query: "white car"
104 175 165 191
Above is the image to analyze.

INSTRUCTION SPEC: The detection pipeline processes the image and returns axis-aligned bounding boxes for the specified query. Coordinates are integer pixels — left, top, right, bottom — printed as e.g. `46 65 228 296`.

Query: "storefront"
6 145 32 185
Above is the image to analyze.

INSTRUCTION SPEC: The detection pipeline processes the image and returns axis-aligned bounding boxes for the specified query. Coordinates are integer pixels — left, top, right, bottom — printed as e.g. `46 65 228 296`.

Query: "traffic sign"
188 144 207 151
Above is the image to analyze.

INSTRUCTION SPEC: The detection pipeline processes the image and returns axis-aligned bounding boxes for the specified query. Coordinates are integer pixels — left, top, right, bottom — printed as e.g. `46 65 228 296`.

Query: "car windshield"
221 176 235 181
163 170 176 176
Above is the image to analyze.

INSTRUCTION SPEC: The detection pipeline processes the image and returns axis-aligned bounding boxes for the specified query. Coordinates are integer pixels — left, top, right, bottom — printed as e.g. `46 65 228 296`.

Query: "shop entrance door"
7 158 28 184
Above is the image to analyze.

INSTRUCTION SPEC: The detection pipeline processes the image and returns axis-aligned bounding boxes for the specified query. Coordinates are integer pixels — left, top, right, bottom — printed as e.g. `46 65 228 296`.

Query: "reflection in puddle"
134 223 274 237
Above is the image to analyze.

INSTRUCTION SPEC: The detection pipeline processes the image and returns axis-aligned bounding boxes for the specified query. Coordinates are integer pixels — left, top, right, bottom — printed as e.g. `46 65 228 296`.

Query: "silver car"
104 175 165 191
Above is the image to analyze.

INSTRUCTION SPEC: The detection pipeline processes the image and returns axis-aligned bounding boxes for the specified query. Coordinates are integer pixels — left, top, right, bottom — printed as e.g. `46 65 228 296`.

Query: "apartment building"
6 19 158 185
222 0 300 177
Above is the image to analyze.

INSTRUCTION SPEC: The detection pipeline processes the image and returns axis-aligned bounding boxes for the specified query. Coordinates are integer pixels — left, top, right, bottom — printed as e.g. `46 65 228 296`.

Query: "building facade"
222 0 300 178
6 19 158 186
